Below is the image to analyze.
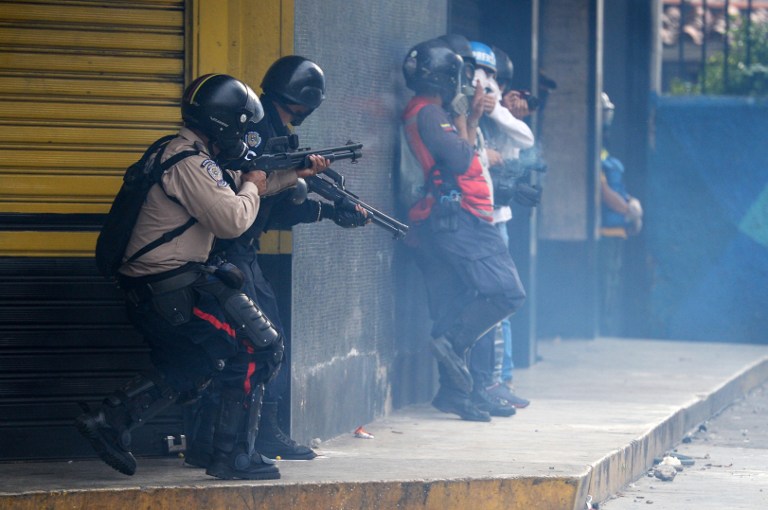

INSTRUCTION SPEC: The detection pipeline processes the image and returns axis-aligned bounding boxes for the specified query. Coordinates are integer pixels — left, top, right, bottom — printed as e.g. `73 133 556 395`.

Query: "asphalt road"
600 382 768 509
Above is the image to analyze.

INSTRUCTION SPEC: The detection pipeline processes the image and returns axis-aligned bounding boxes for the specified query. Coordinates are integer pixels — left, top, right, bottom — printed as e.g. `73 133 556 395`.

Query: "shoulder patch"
245 130 262 150
201 158 228 187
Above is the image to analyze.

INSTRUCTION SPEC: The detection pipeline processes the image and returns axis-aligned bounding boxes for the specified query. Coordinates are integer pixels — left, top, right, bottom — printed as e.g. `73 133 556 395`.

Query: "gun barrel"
307 174 409 239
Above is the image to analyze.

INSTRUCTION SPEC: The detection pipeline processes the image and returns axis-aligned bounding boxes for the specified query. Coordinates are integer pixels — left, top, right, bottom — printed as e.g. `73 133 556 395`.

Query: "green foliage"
670 17 768 96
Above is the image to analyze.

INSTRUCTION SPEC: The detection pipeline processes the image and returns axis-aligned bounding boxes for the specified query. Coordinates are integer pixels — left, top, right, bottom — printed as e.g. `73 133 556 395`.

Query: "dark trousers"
216 242 289 403
126 287 270 397
413 209 526 394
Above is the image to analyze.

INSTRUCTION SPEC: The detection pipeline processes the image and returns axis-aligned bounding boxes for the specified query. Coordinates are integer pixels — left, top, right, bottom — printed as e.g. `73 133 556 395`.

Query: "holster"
430 191 461 233
122 268 203 326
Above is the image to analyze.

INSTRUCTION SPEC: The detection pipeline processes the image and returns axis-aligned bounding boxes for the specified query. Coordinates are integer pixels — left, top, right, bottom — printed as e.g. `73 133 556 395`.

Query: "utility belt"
120 265 203 304
120 264 205 326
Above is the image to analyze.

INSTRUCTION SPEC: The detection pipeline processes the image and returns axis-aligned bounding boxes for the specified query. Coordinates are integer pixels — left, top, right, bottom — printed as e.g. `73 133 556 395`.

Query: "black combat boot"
183 394 217 469
429 335 473 393
431 386 491 422
254 401 317 460
205 387 280 480
75 373 179 476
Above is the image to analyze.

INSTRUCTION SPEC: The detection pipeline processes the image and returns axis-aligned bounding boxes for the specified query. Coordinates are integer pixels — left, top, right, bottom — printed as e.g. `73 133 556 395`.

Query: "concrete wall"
290 1 446 444
536 0 602 339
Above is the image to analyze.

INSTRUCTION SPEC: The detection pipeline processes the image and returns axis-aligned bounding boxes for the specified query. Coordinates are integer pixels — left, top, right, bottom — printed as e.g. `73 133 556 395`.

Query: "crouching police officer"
183 55 369 467
75 74 300 480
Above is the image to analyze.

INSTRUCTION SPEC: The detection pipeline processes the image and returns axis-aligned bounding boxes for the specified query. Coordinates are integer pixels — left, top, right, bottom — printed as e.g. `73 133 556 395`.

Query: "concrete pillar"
536 0 603 339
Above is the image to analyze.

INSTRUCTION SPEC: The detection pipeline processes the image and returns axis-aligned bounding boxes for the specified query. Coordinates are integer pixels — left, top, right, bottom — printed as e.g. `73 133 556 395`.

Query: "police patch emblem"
244 130 262 150
201 159 227 187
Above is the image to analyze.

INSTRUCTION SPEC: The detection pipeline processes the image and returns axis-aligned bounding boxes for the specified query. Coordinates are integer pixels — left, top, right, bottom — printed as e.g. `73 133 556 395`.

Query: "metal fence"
661 0 768 94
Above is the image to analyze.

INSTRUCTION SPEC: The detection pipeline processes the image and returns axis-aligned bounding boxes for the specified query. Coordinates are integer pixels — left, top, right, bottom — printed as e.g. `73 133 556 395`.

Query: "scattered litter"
653 464 677 481
391 430 403 434
353 425 374 439
310 437 322 448
660 455 684 472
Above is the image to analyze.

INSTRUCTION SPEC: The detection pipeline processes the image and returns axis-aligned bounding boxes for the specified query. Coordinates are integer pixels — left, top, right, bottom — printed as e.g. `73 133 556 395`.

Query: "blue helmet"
470 41 496 73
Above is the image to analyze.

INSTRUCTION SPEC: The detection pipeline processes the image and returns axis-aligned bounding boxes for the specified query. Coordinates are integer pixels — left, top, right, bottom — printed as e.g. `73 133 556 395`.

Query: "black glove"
320 199 368 228
512 182 542 207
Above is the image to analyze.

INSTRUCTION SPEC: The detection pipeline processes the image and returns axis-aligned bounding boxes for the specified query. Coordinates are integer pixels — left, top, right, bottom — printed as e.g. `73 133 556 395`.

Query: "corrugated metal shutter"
0 0 186 461
0 0 184 229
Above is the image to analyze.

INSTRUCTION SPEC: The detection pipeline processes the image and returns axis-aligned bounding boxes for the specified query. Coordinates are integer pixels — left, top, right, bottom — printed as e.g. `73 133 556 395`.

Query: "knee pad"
222 291 280 348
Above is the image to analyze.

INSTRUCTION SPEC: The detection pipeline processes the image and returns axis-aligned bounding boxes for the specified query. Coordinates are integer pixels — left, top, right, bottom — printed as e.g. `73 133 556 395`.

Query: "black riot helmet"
492 45 514 93
182 74 263 159
439 34 476 97
261 55 326 125
402 39 463 105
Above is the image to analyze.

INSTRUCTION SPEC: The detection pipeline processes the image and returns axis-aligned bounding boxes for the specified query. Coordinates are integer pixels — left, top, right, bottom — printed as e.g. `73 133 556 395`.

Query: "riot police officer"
182 56 368 467
75 74 298 480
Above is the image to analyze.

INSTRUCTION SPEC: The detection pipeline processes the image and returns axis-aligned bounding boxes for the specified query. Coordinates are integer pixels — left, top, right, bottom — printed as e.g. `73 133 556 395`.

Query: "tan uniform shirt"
119 128 297 277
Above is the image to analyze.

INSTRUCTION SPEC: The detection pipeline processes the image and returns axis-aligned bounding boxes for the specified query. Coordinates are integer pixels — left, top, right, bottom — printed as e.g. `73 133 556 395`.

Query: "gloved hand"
512 182 542 207
625 197 643 235
625 197 643 222
321 198 369 228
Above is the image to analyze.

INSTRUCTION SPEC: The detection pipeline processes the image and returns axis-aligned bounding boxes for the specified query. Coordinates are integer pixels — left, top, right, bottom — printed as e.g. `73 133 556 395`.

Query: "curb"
577 356 768 509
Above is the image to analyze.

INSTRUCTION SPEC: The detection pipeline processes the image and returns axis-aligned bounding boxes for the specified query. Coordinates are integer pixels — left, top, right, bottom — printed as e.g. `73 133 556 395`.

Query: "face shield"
459 58 476 97
445 58 471 116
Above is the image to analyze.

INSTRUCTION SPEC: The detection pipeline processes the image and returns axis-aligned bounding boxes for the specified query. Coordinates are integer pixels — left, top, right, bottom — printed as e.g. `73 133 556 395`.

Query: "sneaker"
75 411 137 476
429 336 473 393
432 392 491 422
471 386 516 417
486 382 530 409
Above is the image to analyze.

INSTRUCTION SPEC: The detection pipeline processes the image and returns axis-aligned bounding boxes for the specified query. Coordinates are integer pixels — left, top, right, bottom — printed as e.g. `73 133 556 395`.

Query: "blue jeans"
497 222 514 383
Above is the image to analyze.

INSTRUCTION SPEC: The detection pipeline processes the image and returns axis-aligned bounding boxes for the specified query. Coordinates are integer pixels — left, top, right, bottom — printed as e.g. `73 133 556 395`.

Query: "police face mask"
288 105 313 127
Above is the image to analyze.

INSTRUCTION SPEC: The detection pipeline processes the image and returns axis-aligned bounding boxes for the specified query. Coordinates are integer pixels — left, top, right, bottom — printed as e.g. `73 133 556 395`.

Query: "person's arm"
455 82 486 147
416 104 474 177
164 156 264 239
600 173 629 214
488 101 535 150
266 195 323 230
266 196 367 231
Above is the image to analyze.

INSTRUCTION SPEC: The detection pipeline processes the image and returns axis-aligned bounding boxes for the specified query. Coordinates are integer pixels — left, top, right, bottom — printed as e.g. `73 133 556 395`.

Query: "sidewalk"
2 337 767 510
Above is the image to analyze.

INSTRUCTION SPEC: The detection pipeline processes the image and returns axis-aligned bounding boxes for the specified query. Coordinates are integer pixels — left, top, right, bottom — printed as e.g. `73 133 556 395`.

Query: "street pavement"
600 380 768 509
1 337 767 510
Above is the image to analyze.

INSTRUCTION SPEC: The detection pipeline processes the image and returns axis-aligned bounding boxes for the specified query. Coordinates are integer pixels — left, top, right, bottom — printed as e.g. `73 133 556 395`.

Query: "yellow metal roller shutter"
0 0 185 256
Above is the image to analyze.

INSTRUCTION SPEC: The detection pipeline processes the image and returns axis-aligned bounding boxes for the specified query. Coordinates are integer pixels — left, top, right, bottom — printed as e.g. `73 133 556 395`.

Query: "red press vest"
402 96 493 223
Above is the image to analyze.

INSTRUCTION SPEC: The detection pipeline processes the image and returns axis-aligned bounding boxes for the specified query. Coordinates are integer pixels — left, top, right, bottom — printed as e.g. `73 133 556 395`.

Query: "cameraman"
470 43 536 411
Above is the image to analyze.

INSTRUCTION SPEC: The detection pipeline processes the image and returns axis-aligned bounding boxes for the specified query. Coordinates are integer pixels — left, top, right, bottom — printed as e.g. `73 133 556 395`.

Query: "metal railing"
661 0 768 94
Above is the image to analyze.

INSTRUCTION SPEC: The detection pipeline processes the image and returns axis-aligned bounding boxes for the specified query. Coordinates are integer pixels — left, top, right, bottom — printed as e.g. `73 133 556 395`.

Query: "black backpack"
95 135 200 278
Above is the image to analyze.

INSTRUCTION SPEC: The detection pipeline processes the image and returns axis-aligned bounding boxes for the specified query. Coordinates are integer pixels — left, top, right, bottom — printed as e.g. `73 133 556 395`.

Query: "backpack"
396 125 427 212
95 135 200 278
